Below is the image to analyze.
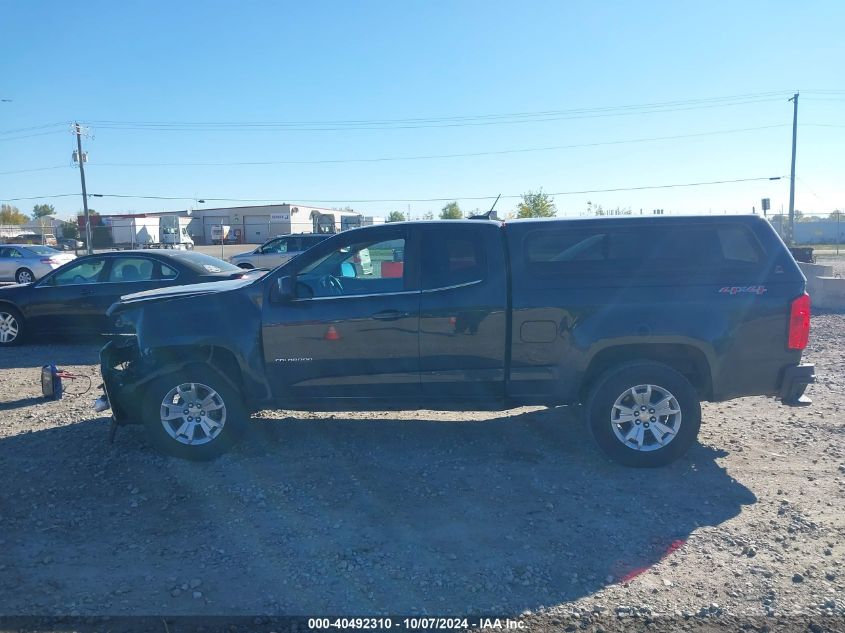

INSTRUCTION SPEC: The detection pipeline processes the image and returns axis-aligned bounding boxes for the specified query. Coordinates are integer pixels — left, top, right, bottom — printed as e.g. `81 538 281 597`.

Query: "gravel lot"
0 315 842 629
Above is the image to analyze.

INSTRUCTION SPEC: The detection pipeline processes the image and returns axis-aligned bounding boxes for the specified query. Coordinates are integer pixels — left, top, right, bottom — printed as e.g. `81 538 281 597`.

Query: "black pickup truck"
98 216 814 466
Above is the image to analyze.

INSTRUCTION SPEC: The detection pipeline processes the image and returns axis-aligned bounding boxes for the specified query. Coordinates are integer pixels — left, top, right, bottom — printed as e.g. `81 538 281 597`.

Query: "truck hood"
109 277 256 316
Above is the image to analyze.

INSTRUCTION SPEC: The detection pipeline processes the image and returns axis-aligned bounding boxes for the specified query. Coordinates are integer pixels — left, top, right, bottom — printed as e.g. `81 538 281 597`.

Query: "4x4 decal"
719 285 767 295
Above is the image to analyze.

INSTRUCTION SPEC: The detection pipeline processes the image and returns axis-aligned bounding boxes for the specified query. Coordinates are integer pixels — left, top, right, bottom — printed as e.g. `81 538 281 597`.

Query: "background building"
88 204 384 246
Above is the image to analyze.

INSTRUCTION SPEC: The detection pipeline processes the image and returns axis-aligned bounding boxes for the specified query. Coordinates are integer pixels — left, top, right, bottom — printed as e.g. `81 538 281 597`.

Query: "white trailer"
111 218 160 248
160 216 194 249
110 216 194 249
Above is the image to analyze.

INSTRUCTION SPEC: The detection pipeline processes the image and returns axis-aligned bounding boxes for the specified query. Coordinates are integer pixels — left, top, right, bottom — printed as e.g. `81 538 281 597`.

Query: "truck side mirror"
271 275 296 303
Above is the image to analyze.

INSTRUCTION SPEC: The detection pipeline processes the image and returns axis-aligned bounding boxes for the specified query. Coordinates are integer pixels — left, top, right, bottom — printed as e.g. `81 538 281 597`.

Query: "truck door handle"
372 310 408 321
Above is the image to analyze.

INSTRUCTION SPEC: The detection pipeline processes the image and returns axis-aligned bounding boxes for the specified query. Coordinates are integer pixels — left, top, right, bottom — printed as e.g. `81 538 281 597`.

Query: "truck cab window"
297 237 407 297
422 234 486 289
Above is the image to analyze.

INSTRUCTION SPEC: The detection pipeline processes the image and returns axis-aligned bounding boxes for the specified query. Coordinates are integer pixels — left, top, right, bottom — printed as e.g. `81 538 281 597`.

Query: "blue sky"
1 0 843 219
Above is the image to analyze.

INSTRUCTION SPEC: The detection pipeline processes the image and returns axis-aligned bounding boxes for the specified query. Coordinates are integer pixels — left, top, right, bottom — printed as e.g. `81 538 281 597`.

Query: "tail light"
787 293 811 350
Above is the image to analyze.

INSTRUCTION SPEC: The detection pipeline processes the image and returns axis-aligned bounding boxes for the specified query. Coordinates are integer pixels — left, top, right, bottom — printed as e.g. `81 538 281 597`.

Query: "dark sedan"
0 250 259 346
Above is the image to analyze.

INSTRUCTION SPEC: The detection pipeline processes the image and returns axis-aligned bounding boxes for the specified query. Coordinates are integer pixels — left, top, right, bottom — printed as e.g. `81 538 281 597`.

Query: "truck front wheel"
585 361 701 467
142 367 248 460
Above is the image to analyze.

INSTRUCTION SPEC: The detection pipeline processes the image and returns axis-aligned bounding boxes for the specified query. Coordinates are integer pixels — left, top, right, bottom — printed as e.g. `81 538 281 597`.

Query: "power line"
0 122 70 136
89 101 782 131
0 124 803 175
0 193 79 201
91 92 788 127
0 176 783 205
1 90 841 138
86 93 793 132
87 124 789 168
0 165 69 176
0 130 67 143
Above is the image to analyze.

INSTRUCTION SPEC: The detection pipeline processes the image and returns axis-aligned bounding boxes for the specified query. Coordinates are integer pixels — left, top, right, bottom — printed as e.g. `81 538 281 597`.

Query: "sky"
1 0 843 220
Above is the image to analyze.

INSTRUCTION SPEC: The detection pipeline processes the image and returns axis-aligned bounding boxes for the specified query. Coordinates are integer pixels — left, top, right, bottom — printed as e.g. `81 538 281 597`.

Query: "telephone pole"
73 122 93 255
787 92 799 245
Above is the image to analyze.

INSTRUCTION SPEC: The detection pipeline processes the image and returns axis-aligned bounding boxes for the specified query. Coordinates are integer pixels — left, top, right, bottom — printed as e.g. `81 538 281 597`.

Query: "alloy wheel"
159 382 227 446
610 383 682 452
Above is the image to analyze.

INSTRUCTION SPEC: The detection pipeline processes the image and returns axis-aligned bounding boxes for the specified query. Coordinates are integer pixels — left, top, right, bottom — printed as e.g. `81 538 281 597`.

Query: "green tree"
76 209 99 225
422 211 434 220
0 204 28 224
517 190 556 218
587 201 632 217
440 201 463 219
92 226 113 248
32 203 55 219
386 211 406 222
62 221 80 240
828 210 843 221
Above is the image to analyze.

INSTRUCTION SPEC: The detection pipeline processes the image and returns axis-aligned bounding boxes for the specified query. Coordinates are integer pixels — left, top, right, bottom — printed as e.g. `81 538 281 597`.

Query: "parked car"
0 245 76 284
98 216 814 465
59 238 85 251
6 233 42 245
229 233 329 270
0 250 261 346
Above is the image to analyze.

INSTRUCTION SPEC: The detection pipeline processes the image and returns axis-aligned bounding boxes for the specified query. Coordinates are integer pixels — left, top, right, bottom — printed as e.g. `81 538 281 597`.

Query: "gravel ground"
0 316 842 630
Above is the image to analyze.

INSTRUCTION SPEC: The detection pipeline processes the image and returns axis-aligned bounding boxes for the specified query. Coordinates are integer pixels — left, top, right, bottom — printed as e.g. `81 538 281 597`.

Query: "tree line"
386 189 559 222
0 203 89 239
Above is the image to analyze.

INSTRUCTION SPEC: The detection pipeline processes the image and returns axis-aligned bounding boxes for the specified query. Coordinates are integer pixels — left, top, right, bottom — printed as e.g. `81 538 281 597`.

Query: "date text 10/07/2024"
307 618 526 630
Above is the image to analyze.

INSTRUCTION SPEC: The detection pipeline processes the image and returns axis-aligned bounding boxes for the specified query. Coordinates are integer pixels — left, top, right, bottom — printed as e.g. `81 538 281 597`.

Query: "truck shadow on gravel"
0 407 756 616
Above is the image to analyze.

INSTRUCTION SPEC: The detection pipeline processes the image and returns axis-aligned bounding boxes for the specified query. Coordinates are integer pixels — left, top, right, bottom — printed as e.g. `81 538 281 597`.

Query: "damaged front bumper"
97 338 147 426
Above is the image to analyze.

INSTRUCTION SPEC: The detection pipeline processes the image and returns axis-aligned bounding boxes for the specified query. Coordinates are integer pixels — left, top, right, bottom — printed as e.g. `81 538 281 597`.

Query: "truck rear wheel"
142 366 248 460
585 361 700 467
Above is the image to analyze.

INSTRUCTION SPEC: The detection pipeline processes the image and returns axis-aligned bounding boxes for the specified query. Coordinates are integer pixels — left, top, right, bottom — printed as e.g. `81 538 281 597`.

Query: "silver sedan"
0 245 76 284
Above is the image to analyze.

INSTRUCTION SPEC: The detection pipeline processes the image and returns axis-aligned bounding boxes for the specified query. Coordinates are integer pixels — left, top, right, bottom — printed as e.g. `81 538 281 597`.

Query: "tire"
0 306 24 346
142 366 248 460
585 361 701 467
15 268 35 284
237 263 254 270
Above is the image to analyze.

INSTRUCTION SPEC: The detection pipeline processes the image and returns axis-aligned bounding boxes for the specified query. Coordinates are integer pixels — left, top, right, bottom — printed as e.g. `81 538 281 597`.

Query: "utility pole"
73 122 93 255
787 92 799 245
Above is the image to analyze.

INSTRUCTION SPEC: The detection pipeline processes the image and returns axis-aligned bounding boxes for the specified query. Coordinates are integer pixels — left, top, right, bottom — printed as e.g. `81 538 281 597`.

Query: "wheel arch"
144 345 246 391
580 343 713 403
0 300 23 315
